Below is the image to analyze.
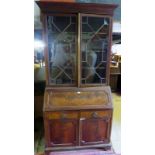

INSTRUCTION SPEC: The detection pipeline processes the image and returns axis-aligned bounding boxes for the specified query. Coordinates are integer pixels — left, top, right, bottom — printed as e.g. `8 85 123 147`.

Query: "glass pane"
81 16 110 84
47 15 77 85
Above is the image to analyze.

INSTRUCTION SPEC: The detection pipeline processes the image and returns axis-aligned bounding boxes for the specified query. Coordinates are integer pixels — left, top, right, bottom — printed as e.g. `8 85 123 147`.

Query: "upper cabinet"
36 1 117 87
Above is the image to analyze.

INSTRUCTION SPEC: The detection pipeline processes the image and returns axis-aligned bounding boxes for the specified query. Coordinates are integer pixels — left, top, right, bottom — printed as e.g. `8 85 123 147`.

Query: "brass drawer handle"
61 113 67 119
91 112 98 118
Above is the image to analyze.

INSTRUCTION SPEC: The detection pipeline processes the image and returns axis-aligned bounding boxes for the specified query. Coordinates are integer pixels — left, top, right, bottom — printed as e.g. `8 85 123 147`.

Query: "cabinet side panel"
42 14 50 85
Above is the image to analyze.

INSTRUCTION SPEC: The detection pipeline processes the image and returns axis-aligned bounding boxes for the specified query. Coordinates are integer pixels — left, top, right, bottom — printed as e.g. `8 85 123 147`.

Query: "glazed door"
45 14 112 87
80 111 111 145
46 15 77 86
80 14 112 86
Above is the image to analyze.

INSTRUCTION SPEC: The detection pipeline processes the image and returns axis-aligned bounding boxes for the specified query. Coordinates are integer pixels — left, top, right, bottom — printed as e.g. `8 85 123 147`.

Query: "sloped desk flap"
43 86 113 111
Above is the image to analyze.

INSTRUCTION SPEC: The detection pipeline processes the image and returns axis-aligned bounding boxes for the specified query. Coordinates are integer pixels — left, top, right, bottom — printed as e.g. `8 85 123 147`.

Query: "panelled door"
44 111 78 147
79 111 111 145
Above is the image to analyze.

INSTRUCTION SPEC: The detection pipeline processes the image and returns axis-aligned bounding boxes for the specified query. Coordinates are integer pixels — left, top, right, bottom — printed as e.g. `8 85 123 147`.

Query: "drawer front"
45 111 78 119
80 110 112 119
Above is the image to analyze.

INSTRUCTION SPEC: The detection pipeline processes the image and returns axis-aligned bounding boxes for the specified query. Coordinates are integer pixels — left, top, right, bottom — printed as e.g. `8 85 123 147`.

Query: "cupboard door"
80 111 111 145
48 119 78 147
81 15 111 85
46 15 77 85
44 112 78 147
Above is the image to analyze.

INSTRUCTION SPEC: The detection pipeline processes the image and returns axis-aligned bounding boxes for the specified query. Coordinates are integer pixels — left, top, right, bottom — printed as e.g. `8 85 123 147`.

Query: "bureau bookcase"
36 1 117 154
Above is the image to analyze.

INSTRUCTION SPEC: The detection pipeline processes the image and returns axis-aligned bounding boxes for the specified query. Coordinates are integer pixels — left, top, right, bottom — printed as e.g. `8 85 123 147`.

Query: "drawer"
80 110 112 119
45 111 78 119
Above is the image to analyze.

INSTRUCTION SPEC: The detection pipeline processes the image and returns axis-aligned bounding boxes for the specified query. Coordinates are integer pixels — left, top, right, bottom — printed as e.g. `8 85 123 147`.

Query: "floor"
34 92 121 154
111 93 121 154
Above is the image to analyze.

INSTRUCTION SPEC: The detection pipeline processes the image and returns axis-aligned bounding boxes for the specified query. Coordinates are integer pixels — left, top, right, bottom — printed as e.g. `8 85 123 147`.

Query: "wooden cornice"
36 1 118 15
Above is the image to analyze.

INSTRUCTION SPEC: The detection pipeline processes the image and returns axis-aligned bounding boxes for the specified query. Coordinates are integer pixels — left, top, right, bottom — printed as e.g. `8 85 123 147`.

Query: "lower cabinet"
44 110 112 149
